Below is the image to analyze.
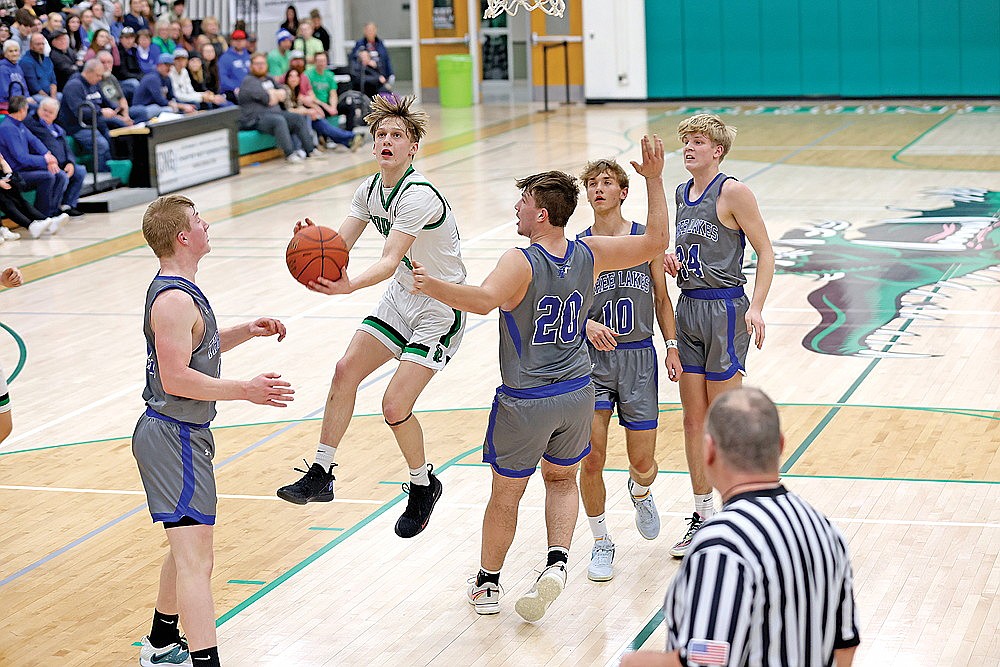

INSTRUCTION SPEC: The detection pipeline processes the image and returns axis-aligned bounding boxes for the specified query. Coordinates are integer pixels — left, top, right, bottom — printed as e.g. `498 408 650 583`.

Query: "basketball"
286 225 349 286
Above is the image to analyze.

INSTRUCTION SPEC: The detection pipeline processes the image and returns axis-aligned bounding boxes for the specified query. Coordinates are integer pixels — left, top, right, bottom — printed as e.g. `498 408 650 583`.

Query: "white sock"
314 443 336 472
695 493 715 519
588 514 609 540
409 464 430 486
630 480 651 498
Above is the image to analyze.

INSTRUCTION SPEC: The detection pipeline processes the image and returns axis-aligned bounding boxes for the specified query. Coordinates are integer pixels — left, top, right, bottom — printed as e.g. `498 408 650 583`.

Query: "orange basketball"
286 225 349 287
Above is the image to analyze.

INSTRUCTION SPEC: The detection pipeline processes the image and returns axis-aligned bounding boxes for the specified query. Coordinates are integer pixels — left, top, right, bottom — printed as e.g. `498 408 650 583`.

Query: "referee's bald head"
706 387 782 473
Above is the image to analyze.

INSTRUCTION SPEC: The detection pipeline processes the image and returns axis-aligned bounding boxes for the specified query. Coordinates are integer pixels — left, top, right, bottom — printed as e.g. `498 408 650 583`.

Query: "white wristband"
664 339 678 350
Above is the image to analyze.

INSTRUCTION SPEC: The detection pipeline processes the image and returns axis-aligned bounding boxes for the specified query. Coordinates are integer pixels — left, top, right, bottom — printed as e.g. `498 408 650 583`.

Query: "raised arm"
411 248 531 315
582 135 670 275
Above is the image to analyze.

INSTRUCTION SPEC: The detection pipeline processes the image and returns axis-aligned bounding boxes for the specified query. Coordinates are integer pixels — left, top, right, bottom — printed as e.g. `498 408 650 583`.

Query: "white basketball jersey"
349 165 466 288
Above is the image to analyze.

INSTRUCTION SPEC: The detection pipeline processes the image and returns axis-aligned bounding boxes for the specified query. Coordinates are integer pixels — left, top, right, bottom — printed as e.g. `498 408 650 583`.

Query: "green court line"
2 401 993 457
307 527 344 531
891 112 955 167
378 480 405 485
213 445 479 628
227 579 266 585
630 609 665 650
0 321 27 384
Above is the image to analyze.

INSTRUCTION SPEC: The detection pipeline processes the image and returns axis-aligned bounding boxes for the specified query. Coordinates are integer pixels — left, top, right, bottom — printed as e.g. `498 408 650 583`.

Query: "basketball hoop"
483 0 565 19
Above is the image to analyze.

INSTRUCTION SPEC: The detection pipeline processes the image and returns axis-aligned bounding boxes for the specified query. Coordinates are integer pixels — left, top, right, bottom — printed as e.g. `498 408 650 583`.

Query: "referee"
622 387 860 666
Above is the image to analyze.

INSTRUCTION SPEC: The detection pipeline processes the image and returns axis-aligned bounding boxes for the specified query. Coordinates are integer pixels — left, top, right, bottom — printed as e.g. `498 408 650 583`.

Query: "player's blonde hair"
677 114 737 161
142 194 196 258
364 94 429 143
578 158 629 190
515 171 579 228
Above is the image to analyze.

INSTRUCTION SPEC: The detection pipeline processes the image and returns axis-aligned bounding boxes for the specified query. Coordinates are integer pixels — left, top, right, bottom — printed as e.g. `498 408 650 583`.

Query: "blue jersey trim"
615 337 654 350
619 417 658 431
500 375 590 399
501 310 522 357
681 286 745 300
155 273 212 309
682 364 706 375
151 509 216 525
543 442 592 467
594 399 614 411
532 239 575 264
682 172 727 207
145 407 211 429
724 296 743 377
483 394 537 478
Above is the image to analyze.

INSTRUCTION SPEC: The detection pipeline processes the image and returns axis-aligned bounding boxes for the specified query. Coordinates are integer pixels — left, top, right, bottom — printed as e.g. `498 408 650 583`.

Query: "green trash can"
436 54 473 108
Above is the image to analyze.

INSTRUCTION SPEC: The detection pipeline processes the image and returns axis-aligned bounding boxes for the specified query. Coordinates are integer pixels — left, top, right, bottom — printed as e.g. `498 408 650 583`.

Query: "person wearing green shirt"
293 22 324 64
306 51 338 116
267 29 294 77
151 20 177 55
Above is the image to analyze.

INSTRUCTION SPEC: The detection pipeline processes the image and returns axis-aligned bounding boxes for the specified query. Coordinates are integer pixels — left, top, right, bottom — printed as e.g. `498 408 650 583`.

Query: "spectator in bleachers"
200 16 226 58
80 8 98 42
0 95 68 218
150 18 174 54
49 29 78 90
218 28 249 101
177 17 194 52
282 68 360 152
134 28 158 73
0 26 11 48
193 41 220 95
108 1 125 39
89 2 112 34
279 4 298 35
238 52 313 163
168 48 225 109
65 14 88 64
0 149 61 238
93 49 144 121
42 12 63 40
19 0 39 19
0 40 29 111
124 0 150 33
293 21 321 65
305 50 338 117
11 9 34 54
165 0 185 22
58 59 130 170
133 52 194 116
308 9 330 55
350 22 393 97
84 28 120 67
24 97 86 217
19 32 56 102
113 25 140 97
29 17 50 56
267 29 293 77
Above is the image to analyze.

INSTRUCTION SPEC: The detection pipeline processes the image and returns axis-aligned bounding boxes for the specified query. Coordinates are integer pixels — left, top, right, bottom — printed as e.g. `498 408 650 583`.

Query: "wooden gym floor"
0 100 997 666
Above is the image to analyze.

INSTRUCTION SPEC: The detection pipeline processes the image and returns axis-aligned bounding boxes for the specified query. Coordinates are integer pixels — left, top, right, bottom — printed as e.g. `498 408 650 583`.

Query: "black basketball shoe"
394 468 443 538
276 461 336 505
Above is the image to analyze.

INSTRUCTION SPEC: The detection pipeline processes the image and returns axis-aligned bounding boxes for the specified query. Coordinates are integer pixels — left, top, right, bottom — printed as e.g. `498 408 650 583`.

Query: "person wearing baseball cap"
168 47 228 109
217 28 250 101
132 51 197 117
267 28 294 77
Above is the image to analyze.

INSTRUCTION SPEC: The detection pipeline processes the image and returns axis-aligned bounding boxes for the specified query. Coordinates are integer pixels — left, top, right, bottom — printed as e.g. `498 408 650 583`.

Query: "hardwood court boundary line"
11 110 543 287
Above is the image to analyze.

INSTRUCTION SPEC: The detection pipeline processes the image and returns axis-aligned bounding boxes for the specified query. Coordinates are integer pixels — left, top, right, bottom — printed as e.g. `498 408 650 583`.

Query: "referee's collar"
724 483 787 507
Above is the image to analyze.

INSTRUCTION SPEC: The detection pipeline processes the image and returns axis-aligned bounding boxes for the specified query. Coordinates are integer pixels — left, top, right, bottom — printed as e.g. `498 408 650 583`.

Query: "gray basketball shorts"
483 377 594 478
0 364 9 414
589 338 659 430
132 408 218 525
360 278 466 372
676 286 750 381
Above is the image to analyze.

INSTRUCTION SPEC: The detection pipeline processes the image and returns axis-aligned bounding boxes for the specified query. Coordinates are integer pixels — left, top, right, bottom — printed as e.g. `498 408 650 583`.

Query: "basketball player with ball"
277 94 467 540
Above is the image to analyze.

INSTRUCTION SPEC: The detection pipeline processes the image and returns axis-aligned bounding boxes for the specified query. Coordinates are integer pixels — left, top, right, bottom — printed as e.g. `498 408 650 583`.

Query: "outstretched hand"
1 267 23 288
630 135 664 180
246 372 294 407
293 217 316 235
249 317 287 341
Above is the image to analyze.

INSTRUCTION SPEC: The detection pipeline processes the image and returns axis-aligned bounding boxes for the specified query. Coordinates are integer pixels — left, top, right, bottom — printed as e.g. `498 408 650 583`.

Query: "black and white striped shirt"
664 485 861 666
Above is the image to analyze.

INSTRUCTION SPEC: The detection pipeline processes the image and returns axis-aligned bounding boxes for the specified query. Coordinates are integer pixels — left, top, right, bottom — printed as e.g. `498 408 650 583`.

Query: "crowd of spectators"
0 1 394 235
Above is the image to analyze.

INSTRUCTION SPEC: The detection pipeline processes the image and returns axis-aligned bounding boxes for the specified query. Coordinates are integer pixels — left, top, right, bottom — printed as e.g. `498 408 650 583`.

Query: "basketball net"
483 0 565 19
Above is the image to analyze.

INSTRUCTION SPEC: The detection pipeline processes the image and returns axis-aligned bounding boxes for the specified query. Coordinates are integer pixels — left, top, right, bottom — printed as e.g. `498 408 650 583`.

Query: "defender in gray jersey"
575 159 683 584
133 195 293 667
664 114 775 560
622 389 860 667
0 265 23 446
413 136 669 623
277 95 466 541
